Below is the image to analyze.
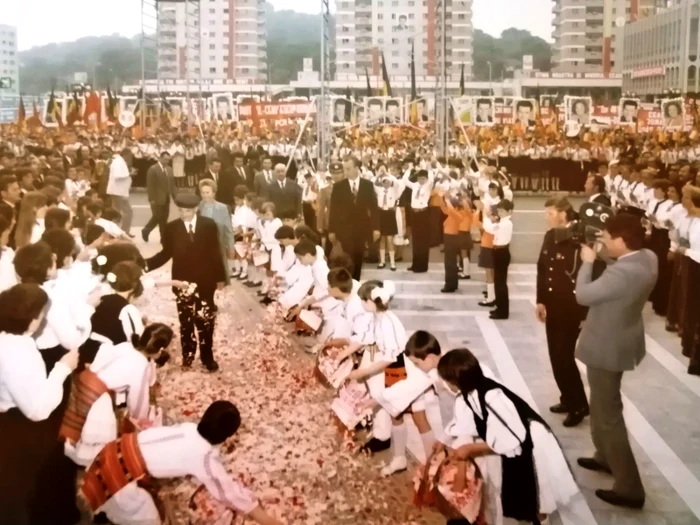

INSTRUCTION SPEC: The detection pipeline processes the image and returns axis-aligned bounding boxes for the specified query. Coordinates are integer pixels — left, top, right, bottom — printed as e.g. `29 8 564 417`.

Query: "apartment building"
335 0 473 82
552 0 664 75
0 25 19 94
157 0 267 83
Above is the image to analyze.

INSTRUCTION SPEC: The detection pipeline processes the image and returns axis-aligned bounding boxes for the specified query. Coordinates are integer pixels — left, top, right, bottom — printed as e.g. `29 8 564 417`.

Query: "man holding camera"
575 213 657 509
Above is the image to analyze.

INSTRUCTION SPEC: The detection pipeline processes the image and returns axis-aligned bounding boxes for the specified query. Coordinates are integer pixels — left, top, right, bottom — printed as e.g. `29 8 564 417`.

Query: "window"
242 67 249 73
224 55 229 60
342 26 349 32
209 20 216 25
224 8 229 12
392 51 399 56
378 13 383 19
224 68 229 74
392 38 398 44
377 38 384 44
209 55 216 60
210 44 216 49
210 67 216 73
378 26 384 32
224 32 230 36
409 13 414 19
343 63 350 68
392 63 399 68
209 8 215 13
392 13 396 19
342 38 350 43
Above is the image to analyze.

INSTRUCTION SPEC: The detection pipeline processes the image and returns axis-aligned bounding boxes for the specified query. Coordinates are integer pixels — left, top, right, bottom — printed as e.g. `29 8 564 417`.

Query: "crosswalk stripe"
476 316 598 525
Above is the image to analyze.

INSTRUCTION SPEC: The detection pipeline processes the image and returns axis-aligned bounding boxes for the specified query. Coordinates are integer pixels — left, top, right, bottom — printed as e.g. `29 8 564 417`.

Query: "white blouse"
370 311 408 363
36 278 94 351
0 333 71 420
0 247 17 293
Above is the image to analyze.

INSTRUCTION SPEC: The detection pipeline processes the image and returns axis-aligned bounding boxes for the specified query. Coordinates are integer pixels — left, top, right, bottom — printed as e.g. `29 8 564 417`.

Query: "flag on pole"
410 43 418 125
17 95 26 126
66 91 82 126
380 52 392 97
459 63 465 97
47 87 63 127
365 68 373 98
106 85 118 122
26 98 41 129
84 91 102 129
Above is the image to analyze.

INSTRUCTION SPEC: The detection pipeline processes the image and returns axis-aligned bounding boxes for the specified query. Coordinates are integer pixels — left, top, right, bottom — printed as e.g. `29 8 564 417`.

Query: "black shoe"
407 266 414 271
93 512 109 524
563 407 589 427
577 457 612 474
390 265 396 271
489 312 509 320
141 230 149 243
458 273 471 280
245 281 261 288
182 357 194 370
359 437 391 455
549 403 569 414
478 300 496 307
260 296 274 306
378 263 386 269
204 360 219 373
257 290 266 296
441 287 457 293
595 489 644 509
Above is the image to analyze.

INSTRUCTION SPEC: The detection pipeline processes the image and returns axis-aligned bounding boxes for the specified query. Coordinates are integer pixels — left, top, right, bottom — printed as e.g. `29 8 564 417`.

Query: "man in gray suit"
575 213 657 509
254 157 274 196
142 150 174 243
262 163 302 218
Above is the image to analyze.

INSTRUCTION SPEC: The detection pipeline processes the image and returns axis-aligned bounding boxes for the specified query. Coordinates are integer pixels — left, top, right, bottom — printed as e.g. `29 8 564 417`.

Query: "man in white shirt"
487 199 514 320
106 149 134 237
402 168 434 273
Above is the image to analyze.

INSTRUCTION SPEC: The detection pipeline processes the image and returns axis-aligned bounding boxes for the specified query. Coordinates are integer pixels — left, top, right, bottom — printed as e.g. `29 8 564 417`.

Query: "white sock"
487 283 495 302
247 266 256 282
379 248 386 264
389 251 396 265
233 260 241 273
462 256 470 275
420 430 436 459
390 423 408 461
241 260 248 274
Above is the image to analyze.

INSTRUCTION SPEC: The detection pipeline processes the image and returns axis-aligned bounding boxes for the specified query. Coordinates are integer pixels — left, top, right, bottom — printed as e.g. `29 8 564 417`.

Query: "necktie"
382 188 388 209
188 223 195 242
352 181 358 197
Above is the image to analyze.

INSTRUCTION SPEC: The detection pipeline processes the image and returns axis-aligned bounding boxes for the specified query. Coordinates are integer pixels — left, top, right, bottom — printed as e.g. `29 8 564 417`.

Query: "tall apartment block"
157 0 267 83
552 0 664 75
0 25 19 94
334 0 473 82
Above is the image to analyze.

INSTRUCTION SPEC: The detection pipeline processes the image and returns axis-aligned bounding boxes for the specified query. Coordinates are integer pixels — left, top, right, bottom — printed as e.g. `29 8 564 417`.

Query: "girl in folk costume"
14 190 48 248
0 284 80 525
231 186 257 280
61 323 174 467
678 187 700 375
0 212 17 293
245 196 267 288
334 280 422 471
256 202 283 297
477 182 503 307
260 224 297 306
81 401 283 525
436 348 578 525
374 169 404 270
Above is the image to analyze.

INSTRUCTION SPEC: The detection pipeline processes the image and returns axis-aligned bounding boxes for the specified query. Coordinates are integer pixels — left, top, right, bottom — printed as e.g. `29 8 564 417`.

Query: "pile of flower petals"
137 270 442 524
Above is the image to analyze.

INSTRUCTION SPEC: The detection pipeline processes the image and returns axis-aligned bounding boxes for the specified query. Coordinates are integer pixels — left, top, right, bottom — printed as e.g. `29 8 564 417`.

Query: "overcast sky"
4 0 554 51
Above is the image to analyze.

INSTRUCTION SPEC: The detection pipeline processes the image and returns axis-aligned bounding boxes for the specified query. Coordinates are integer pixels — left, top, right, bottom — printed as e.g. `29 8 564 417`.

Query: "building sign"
0 95 19 123
630 66 666 79
531 72 622 80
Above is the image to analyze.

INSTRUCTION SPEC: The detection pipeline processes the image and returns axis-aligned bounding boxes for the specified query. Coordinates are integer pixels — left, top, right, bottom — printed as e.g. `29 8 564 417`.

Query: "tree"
472 28 552 82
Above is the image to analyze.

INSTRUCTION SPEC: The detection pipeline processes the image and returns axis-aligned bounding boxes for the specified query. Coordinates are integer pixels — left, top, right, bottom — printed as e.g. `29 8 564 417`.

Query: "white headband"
370 281 396 304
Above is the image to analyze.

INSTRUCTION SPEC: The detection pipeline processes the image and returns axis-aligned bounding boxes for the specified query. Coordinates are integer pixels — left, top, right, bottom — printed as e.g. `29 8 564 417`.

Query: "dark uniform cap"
175 194 201 209
329 162 343 172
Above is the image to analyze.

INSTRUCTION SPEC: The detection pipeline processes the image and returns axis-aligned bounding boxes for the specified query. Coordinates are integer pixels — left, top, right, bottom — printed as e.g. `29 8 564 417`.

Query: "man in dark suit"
263 163 302 218
145 194 226 372
585 174 612 207
254 157 275 196
575 214 656 509
142 150 174 243
328 157 380 280
231 153 255 190
197 159 239 208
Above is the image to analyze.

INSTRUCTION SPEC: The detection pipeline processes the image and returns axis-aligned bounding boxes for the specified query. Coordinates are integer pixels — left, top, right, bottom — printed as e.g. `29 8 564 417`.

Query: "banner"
238 101 315 120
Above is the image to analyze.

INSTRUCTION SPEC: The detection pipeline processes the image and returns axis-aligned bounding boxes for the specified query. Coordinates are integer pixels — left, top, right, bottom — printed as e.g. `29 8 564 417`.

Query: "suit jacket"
254 170 274 195
328 178 379 249
590 193 612 207
263 179 302 217
575 249 658 372
231 165 255 190
145 215 226 294
316 184 333 233
146 163 174 205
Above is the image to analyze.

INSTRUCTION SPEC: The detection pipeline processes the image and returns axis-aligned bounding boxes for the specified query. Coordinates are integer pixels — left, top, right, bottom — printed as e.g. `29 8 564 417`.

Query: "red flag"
66 92 82 126
84 91 102 129
250 102 260 136
17 95 26 125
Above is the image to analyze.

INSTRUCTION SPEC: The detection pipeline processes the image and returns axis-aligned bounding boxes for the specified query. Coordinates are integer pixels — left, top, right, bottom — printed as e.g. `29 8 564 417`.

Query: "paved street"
130 194 700 525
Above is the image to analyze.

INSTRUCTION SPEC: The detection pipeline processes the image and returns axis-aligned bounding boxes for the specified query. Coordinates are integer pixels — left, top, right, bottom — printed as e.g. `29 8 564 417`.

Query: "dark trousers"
410 208 430 273
349 244 364 281
588 366 645 500
493 246 511 316
546 315 588 412
443 233 461 291
302 202 317 232
175 288 216 365
143 202 169 241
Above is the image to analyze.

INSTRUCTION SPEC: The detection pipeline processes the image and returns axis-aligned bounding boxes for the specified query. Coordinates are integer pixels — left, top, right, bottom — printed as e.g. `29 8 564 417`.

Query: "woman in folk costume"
0 284 80 525
437 348 579 525
644 179 676 316
61 323 173 467
678 187 700 375
198 178 235 284
80 401 283 525
334 280 432 473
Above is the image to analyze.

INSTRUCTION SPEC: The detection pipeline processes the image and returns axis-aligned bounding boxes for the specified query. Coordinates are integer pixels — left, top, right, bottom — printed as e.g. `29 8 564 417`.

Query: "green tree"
472 28 552 82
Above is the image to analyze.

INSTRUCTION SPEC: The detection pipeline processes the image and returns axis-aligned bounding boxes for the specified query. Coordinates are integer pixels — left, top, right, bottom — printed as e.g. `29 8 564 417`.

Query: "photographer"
575 213 657 510
536 197 590 427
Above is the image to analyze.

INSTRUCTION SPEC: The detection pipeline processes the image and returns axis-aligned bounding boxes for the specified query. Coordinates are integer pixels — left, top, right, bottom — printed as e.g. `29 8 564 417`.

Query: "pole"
140 0 146 129
286 97 317 172
487 61 492 95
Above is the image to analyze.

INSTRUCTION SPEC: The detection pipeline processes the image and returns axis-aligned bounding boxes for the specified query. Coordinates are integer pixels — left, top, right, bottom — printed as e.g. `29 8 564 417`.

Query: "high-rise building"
334 0 473 82
0 25 19 94
552 0 664 75
157 0 267 83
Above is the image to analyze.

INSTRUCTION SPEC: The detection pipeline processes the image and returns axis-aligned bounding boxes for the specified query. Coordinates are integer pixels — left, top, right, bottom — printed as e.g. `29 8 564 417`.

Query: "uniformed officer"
536 197 590 427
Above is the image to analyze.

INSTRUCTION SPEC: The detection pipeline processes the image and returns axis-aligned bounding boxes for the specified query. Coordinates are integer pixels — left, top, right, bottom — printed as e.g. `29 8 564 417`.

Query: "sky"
3 0 554 51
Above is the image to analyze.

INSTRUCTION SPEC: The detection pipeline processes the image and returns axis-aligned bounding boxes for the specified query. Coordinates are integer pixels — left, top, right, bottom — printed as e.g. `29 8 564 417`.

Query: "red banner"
238 102 315 120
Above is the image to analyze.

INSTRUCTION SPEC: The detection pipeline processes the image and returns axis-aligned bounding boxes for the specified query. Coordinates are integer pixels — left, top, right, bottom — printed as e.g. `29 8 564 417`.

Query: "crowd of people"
0 122 698 525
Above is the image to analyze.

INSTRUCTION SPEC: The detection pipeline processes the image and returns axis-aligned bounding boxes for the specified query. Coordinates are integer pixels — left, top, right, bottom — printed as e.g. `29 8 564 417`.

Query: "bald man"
262 163 302 218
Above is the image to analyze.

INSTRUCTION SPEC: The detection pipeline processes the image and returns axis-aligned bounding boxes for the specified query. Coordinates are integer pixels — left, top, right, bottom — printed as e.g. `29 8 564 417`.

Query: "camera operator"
536 197 589 427
575 213 657 509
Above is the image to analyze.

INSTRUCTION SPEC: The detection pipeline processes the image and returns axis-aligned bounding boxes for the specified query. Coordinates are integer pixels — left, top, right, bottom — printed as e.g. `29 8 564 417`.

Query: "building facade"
334 0 473 82
157 0 267 84
552 0 664 75
621 0 700 96
0 25 19 94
